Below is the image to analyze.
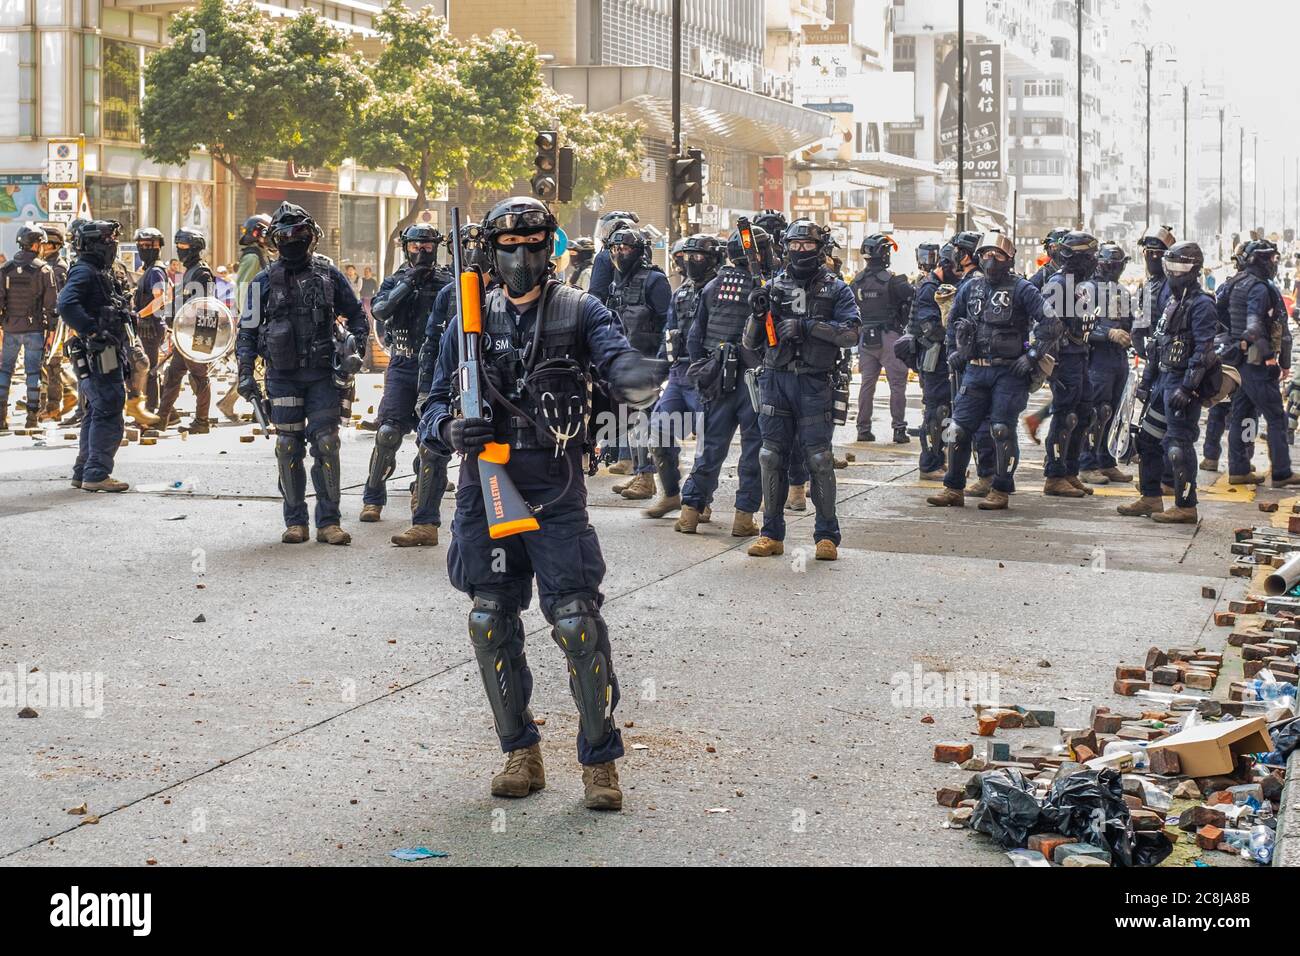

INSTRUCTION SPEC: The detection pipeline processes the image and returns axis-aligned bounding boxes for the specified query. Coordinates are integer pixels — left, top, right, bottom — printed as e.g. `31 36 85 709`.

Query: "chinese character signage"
936 41 1003 182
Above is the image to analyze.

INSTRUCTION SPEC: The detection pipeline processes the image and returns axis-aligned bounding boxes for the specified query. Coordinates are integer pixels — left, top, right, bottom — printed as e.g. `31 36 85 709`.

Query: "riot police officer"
156 227 213 433
1201 243 1248 472
589 209 639 304
1224 240 1300 487
1041 231 1099 498
419 196 665 811
0 224 57 430
1029 228 1070 290
216 214 273 422
897 242 961 480
1117 243 1220 522
644 233 727 522
1078 241 1135 485
605 226 671 498
36 222 76 422
1133 225 1176 359
360 223 452 546
58 220 130 491
753 209 789 259
851 233 913 443
567 236 595 290
743 219 861 560
927 233 1060 511
125 227 167 427
237 202 369 545
674 227 769 536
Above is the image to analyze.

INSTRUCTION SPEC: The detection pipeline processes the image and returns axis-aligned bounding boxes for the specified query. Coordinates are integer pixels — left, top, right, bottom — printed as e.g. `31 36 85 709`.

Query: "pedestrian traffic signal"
531 130 559 201
671 148 705 207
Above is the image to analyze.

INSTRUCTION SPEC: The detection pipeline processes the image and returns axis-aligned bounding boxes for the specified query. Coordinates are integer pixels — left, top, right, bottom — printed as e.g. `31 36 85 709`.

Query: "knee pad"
376 422 403 451
806 444 834 476
275 432 304 464
468 593 520 654
315 429 341 458
550 596 613 747
468 593 528 739
991 422 1011 443
758 444 784 472
1063 411 1079 433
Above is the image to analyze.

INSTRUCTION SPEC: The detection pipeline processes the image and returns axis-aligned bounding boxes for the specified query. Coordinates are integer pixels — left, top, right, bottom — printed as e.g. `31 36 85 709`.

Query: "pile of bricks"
1114 647 1225 697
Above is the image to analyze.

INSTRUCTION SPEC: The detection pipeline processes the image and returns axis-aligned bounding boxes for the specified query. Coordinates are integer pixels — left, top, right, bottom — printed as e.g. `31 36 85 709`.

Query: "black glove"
1135 386 1150 403
1168 386 1195 412
440 416 495 454
776 318 803 342
237 368 261 403
1011 353 1037 379
894 333 918 366
747 287 770 318
608 352 668 409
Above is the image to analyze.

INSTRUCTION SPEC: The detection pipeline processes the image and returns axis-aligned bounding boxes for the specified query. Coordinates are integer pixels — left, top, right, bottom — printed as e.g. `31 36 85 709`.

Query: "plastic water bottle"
1244 679 1297 702
1102 739 1150 771
1248 825 1274 865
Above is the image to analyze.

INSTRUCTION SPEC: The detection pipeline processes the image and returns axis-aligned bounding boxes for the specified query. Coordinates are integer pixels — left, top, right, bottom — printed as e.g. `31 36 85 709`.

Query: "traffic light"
531 130 559 201
557 146 575 204
671 147 705 206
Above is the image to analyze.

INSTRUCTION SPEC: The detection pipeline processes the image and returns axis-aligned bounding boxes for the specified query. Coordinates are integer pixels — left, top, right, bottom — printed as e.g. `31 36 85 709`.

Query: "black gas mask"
493 238 550 297
1144 248 1166 279
177 245 201 269
684 254 713 283
139 246 161 268
980 254 1012 283
611 248 641 275
787 243 824 279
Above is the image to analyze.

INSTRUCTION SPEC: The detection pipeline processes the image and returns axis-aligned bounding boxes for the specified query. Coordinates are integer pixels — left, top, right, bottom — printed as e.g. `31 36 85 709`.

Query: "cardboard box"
1144 717 1273 777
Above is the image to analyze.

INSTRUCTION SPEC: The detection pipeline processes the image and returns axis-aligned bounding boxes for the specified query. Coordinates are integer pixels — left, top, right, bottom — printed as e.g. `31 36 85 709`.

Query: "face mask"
1145 250 1165 278
178 247 202 268
980 255 1011 282
494 239 550 296
140 248 160 267
788 247 822 278
409 249 437 270
612 251 640 275
278 239 311 265
685 258 713 283
1068 256 1096 281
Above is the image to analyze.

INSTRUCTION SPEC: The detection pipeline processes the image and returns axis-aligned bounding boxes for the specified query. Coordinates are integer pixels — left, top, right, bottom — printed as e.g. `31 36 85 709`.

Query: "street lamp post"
1076 0 1084 231
1121 41 1175 227
1218 107 1225 254
956 0 966 231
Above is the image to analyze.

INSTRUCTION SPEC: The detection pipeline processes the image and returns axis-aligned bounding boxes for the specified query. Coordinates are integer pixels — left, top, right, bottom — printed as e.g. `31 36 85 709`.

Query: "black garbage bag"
1271 716 1300 760
1132 830 1175 867
1041 768 1171 867
971 768 1044 849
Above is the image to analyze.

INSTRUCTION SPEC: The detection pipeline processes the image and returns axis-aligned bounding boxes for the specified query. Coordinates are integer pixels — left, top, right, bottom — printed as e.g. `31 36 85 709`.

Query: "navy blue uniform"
1078 278 1134 473
58 258 127 483
651 274 707 498
607 264 671 473
1042 272 1092 479
1227 277 1293 480
907 269 950 475
588 248 614 304
1200 274 1242 465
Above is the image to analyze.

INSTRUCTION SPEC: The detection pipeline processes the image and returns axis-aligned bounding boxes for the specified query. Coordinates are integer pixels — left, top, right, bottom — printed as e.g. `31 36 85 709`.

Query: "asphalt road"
0 371 1260 866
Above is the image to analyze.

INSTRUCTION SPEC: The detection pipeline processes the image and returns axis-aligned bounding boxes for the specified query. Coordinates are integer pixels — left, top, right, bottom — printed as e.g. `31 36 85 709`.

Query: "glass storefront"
87 175 141 238
340 195 379 277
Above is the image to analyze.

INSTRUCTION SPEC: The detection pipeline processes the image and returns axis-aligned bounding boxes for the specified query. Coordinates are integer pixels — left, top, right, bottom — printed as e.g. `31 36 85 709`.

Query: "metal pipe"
1265 553 1300 596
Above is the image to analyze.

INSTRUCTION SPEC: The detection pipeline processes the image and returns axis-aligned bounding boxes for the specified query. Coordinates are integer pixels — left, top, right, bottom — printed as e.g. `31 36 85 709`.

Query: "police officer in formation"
58 220 131 492
36 223 75 423
1117 243 1219 523
127 227 168 428
360 223 452 546
0 224 58 430
1223 239 1300 488
644 233 726 524
567 236 596 291
673 226 771 536
1029 228 1069 290
237 202 369 545
898 241 959 481
604 226 671 499
1133 226 1176 360
743 218 861 560
928 233 1060 512
419 195 665 811
1200 242 1249 473
1077 241 1134 485
588 209 638 306
216 214 273 422
1041 231 1099 498
851 233 914 444
157 227 214 434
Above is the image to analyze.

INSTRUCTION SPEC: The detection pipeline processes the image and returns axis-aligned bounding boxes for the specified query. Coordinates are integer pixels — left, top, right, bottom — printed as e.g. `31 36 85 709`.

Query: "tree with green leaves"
141 0 369 217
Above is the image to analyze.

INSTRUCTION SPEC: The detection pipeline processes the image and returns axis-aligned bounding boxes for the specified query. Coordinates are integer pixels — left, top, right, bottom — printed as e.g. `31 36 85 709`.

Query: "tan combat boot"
620 473 655 500
359 503 382 522
607 459 633 476
979 490 1010 510
491 744 545 798
391 524 438 547
1079 469 1110 485
833 455 848 469
124 396 160 428
316 525 352 545
926 487 964 507
1116 496 1164 517
1228 472 1263 485
731 511 759 537
1198 458 1219 473
82 476 129 493
216 389 241 423
747 536 784 557
1066 475 1094 495
644 494 681 518
582 761 622 810
919 469 947 481
674 505 701 534
967 476 992 497
815 539 838 561
281 525 310 544
1043 477 1085 498
1100 466 1132 482
700 506 713 523
786 485 807 511
1151 506 1198 524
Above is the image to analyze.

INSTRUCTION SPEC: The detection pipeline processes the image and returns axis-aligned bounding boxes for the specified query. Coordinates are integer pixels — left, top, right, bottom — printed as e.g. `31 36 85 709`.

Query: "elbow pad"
371 279 414 322
807 321 858 348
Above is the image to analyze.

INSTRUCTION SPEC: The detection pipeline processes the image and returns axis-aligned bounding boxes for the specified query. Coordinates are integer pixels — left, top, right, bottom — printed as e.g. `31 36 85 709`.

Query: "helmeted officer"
1224 239 1300 488
1078 241 1135 485
127 227 168 426
419 195 666 811
753 209 789 259
1029 228 1070 290
588 209 639 304
1041 231 1100 498
605 226 671 499
156 227 213 433
851 233 913 443
58 220 130 491
743 218 861 560
216 214 273 422
674 227 769 536
1133 225 1176 359
359 223 452 546
567 236 596 290
37 222 75 422
1117 242 1221 522
1201 243 1249 472
420 223 492 401
644 233 729 523
237 202 368 545
897 241 961 480
0 223 57 430
927 232 1061 511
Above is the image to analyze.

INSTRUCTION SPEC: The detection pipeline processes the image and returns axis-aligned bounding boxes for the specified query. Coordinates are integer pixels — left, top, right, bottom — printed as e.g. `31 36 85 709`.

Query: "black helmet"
71 219 121 264
916 242 941 272
753 209 789 251
483 196 558 296
1042 227 1070 253
239 214 271 247
726 224 773 270
460 221 490 272
860 232 895 266
1163 241 1204 291
1244 239 1280 279
1055 231 1099 277
786 219 832 277
40 222 65 249
607 227 650 276
596 210 639 246
400 222 443 269
572 236 596 255
173 227 206 254
133 227 164 246
669 236 688 267
681 233 723 282
950 230 982 264
269 202 320 262
1094 241 1129 282
15 223 46 252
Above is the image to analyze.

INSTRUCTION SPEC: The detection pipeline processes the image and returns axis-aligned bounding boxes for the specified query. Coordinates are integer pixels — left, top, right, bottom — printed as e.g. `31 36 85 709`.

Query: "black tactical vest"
386 266 450 357
0 254 46 332
671 278 706 352
260 256 336 370
1228 273 1273 340
767 268 840 371
1154 291 1202 371
607 265 664 355
1049 273 1094 349
482 280 588 450
702 266 754 353
852 267 898 327
134 264 167 315
968 274 1028 361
